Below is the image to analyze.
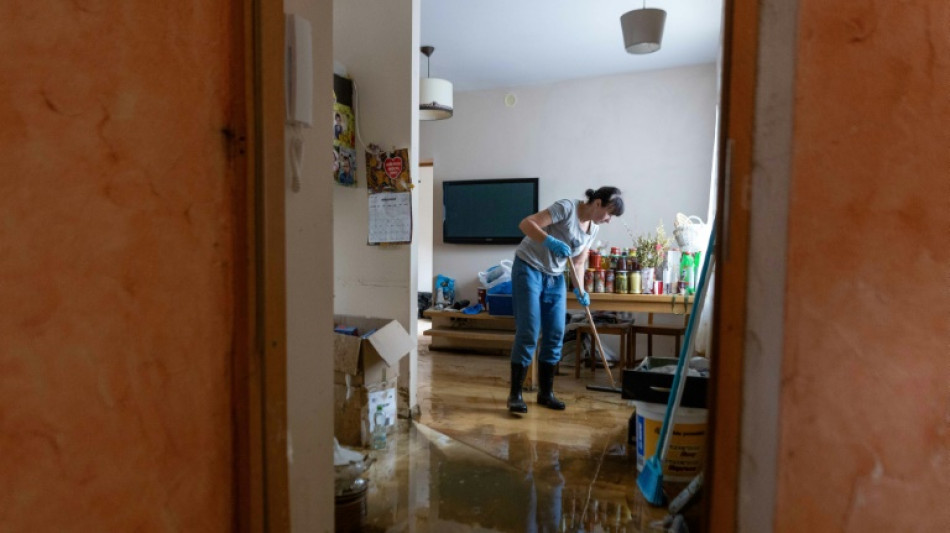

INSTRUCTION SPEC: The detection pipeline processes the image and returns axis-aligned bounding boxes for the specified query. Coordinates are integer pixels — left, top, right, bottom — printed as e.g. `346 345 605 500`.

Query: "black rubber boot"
537 362 566 410
507 363 528 414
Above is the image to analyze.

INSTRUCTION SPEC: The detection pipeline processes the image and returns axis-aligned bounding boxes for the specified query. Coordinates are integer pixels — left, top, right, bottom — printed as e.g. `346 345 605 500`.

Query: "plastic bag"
434 275 455 306
478 259 513 293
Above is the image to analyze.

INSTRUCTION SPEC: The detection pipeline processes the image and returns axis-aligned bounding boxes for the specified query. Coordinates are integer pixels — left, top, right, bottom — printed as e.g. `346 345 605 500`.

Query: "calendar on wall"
368 192 412 245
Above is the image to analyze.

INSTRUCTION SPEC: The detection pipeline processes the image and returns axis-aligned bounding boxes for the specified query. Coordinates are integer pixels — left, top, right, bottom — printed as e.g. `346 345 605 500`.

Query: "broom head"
637 455 666 506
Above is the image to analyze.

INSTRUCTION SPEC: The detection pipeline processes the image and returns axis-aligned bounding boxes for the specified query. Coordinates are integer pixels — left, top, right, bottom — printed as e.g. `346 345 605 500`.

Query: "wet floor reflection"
356 422 690 532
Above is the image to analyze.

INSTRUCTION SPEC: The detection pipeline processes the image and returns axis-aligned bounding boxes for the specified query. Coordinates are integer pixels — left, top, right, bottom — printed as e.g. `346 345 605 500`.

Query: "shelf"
424 328 516 342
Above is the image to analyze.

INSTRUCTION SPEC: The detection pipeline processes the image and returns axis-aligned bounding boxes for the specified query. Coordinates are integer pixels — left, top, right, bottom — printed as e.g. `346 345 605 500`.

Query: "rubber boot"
537 362 566 410
507 363 528 414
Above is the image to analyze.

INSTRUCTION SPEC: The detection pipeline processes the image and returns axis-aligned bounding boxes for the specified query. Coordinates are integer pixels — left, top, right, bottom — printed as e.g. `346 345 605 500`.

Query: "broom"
637 220 716 506
566 262 619 392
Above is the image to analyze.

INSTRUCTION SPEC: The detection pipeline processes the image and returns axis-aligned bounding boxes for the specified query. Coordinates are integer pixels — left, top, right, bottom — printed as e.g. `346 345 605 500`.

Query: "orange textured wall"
777 1 949 531
0 2 238 530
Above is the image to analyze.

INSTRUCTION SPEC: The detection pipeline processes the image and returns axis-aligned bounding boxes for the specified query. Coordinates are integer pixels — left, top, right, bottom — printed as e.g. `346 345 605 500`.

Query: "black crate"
621 357 708 409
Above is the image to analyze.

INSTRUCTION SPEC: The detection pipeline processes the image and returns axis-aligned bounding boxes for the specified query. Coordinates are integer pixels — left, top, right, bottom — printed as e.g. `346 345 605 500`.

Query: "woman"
508 186 624 413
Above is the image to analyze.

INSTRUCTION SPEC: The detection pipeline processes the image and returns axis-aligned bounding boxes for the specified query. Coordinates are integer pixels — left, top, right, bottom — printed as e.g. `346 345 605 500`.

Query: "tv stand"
422 309 537 389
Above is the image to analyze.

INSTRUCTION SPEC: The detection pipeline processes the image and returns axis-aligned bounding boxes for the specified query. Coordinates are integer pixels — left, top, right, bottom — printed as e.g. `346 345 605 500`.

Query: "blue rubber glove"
573 287 590 307
543 235 571 257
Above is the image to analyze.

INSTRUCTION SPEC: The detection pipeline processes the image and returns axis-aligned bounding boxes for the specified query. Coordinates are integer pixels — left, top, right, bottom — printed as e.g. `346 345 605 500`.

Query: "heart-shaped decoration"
384 157 403 181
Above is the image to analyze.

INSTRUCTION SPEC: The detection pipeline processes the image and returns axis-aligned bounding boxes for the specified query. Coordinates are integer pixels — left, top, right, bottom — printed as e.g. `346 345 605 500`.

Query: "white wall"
417 165 434 293
333 0 420 411
284 0 335 530
421 64 718 303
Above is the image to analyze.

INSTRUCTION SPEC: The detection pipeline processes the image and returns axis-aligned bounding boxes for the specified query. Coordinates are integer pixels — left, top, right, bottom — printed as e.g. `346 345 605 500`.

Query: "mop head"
637 456 666 506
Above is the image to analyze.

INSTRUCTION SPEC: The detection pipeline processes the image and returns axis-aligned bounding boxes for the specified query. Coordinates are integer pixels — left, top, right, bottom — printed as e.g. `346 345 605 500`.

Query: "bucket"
634 401 708 482
334 483 367 533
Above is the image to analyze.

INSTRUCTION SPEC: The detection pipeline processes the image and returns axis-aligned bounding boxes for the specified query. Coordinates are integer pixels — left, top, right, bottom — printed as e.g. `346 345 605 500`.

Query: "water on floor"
352 421 695 532
338 323 703 532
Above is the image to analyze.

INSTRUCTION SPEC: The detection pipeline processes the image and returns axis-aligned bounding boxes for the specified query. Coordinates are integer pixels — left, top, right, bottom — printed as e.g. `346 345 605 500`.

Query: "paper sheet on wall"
368 192 412 244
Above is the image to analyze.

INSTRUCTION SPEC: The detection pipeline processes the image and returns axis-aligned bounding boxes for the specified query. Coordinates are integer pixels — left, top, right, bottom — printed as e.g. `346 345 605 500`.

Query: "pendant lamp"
620 2 667 55
420 46 453 120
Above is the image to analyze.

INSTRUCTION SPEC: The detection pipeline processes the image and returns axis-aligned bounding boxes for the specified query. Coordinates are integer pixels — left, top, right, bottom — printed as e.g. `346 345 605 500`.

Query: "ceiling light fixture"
620 1 667 55
419 46 453 120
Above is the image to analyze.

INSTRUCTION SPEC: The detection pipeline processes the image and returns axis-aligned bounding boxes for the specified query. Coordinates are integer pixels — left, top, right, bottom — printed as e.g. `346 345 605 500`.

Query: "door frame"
706 0 759 530
234 0 289 530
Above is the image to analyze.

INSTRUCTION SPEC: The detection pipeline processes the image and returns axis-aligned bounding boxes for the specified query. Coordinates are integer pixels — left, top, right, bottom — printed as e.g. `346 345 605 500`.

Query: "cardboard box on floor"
333 314 415 447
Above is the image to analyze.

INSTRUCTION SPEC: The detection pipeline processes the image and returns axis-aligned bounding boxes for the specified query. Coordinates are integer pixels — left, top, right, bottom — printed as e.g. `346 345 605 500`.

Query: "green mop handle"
654 219 716 463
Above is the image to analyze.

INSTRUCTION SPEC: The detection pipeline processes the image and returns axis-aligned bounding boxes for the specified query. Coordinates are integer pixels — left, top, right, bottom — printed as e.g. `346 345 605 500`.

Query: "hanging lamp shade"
420 46 453 120
620 8 667 54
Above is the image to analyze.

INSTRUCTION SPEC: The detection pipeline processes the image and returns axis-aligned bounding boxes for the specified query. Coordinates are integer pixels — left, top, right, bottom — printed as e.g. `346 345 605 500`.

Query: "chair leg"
675 335 681 358
647 334 654 357
574 331 582 378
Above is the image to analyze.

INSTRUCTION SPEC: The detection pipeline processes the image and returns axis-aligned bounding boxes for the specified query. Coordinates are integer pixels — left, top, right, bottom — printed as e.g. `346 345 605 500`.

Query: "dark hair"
585 186 624 216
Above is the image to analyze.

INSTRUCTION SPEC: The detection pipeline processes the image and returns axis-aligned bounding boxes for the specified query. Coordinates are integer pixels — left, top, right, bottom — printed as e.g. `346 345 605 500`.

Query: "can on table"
615 271 629 294
630 271 642 294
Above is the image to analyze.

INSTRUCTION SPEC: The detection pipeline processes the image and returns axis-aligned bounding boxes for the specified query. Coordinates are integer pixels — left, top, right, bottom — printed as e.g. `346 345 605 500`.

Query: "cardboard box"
333 315 414 446
621 357 708 409
334 378 397 447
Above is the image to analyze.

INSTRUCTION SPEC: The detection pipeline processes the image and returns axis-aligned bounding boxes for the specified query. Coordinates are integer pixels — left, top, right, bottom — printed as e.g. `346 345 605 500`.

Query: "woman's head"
584 186 624 223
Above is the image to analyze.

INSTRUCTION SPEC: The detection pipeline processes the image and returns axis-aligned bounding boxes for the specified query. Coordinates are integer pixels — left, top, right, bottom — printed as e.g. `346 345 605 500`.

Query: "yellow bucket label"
636 413 707 480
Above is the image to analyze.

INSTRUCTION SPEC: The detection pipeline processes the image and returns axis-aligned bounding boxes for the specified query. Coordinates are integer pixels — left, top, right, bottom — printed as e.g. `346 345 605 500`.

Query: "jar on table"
588 251 601 270
593 269 606 293
604 270 615 293
615 271 629 294
584 268 595 293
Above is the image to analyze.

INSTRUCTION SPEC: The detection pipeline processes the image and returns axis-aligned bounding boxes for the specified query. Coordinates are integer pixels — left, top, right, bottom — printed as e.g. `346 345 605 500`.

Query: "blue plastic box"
486 294 513 316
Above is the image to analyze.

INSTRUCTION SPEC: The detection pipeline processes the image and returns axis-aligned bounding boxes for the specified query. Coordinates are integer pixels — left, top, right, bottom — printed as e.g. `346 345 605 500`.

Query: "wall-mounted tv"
442 178 539 244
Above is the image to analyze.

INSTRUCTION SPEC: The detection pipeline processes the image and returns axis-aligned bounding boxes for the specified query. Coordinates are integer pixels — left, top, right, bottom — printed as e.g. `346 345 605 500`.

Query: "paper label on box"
367 386 396 432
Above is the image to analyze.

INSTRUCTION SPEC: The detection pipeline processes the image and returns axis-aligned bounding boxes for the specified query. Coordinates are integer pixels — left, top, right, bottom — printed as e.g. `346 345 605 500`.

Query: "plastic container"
633 401 708 482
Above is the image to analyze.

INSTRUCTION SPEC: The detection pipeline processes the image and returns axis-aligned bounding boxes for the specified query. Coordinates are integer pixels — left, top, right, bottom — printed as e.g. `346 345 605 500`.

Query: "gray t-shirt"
515 199 599 276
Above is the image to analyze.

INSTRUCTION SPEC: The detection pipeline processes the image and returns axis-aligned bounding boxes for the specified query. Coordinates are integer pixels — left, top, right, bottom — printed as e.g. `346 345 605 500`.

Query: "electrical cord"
289 123 304 192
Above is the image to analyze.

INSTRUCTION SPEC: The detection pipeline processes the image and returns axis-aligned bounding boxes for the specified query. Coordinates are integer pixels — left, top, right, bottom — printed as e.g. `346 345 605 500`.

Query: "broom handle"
567 262 617 389
656 220 716 463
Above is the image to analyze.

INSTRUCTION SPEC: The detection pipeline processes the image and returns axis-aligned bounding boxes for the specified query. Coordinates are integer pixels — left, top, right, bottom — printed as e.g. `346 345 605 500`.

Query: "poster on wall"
365 146 412 193
333 74 357 187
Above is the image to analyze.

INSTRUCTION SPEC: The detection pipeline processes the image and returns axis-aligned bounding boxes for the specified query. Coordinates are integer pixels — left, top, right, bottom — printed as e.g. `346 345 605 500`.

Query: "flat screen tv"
442 178 539 244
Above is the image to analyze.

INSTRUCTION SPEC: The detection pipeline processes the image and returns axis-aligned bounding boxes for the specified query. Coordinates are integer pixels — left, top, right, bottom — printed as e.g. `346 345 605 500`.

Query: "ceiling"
421 0 724 92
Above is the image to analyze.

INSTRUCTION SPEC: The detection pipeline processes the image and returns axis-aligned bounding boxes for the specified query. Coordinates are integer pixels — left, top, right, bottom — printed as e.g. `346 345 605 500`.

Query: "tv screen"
442 178 539 244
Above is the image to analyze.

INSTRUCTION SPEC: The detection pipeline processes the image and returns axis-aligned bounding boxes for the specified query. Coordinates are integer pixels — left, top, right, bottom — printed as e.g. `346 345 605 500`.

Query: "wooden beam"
705 0 758 531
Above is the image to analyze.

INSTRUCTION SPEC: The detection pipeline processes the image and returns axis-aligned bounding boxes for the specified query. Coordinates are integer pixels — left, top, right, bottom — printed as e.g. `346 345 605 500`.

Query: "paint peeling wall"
0 1 238 529
775 1 950 530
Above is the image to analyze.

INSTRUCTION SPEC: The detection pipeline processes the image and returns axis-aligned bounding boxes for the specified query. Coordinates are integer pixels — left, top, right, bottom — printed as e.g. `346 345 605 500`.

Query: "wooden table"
566 293 693 315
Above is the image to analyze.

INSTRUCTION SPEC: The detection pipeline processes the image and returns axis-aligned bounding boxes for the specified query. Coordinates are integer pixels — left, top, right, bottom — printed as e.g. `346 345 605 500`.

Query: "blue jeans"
510 256 566 367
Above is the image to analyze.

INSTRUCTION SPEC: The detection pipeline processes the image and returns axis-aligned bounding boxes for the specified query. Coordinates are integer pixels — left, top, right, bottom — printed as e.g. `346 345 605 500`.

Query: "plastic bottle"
680 253 694 294
371 405 387 450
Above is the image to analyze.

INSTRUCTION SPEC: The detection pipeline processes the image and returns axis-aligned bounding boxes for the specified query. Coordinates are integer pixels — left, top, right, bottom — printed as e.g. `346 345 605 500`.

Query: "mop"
637 220 716 506
566 262 621 393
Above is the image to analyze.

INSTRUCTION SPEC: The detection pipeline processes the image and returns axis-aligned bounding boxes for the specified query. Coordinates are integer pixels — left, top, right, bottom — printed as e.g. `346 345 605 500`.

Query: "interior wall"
765 1 950 530
420 64 718 304
417 165 434 293
0 1 238 529
283 0 335 530
333 0 420 410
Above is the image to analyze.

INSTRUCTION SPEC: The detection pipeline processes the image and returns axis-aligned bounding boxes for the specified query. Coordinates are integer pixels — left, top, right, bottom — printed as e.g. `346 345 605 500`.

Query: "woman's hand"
573 287 590 307
543 235 571 257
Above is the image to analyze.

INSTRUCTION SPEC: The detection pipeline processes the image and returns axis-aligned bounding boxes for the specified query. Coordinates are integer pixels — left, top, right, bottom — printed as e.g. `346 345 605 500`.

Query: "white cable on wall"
289 123 304 192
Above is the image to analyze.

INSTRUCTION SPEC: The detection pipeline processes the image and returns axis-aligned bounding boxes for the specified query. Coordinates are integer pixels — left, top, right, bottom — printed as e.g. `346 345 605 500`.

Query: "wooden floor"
353 319 703 532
